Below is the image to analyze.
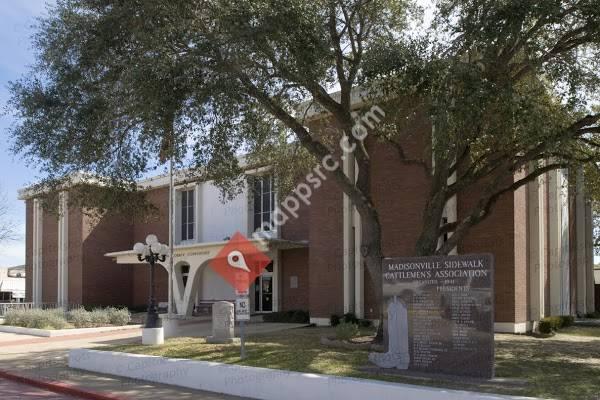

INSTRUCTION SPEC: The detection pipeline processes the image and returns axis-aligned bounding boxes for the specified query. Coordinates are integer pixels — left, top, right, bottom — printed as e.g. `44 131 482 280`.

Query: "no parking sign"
235 291 250 321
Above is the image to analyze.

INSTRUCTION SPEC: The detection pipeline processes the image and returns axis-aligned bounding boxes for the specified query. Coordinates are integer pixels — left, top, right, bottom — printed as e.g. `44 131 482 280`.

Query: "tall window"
180 189 195 241
253 175 275 232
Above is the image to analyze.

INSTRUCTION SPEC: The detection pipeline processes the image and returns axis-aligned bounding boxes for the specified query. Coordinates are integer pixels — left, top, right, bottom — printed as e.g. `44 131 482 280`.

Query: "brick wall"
41 211 58 304
367 112 431 319
458 180 518 323
131 265 169 307
281 199 310 242
81 211 134 306
307 161 345 318
281 248 309 311
131 187 170 306
68 207 83 305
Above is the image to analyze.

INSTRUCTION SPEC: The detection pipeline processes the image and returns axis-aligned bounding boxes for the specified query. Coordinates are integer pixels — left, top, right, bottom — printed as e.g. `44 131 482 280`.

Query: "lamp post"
133 234 168 329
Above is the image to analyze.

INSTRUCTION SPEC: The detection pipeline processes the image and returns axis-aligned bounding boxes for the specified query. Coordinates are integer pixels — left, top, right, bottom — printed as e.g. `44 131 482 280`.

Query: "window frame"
179 188 196 243
252 175 275 233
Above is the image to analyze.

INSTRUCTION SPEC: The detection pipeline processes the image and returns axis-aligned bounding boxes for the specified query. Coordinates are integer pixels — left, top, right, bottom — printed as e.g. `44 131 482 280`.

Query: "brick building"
20 107 596 333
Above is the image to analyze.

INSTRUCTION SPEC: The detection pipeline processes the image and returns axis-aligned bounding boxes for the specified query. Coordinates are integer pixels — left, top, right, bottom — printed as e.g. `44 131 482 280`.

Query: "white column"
342 148 355 314
195 182 202 243
585 201 595 313
528 173 546 320
32 199 43 306
57 191 69 307
548 169 562 315
548 169 571 316
354 208 364 318
575 168 588 315
272 250 280 312
559 171 571 315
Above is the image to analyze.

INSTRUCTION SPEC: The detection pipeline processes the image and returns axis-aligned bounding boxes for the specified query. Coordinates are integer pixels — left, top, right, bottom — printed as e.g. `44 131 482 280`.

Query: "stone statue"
368 296 410 369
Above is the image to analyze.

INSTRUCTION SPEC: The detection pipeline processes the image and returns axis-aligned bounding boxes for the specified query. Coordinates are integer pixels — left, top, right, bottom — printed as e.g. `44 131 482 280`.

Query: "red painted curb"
0 369 126 400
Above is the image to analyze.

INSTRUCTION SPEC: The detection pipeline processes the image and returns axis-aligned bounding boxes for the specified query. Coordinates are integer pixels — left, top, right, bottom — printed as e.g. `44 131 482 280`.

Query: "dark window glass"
253 176 274 232
181 189 195 241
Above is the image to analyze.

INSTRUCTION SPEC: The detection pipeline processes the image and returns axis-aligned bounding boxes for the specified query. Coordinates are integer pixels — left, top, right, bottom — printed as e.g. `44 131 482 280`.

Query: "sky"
0 1 51 267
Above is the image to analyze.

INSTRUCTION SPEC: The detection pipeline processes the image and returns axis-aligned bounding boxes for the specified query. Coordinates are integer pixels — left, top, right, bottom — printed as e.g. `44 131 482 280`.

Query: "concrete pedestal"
160 317 181 338
142 327 164 345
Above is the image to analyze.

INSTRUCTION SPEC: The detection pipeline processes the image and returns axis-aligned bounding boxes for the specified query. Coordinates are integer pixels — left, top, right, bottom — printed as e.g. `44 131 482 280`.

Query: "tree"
365 0 600 256
0 187 17 244
7 0 600 329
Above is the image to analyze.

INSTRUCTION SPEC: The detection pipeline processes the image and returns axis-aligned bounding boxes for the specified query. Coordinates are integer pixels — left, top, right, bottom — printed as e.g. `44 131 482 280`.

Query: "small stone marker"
207 301 239 344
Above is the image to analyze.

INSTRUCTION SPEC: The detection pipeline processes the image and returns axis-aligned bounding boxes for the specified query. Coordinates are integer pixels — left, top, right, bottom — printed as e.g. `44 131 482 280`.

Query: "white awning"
105 238 308 266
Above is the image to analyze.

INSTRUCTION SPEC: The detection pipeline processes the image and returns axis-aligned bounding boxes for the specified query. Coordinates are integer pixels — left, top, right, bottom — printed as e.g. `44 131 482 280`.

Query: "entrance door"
254 263 273 312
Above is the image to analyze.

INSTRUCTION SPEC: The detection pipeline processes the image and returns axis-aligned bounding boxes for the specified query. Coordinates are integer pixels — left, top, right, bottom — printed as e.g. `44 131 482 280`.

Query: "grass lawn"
105 325 600 399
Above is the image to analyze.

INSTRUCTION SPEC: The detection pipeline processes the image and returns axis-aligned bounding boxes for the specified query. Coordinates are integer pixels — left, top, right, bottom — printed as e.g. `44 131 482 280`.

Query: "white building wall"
199 181 250 242
200 267 236 301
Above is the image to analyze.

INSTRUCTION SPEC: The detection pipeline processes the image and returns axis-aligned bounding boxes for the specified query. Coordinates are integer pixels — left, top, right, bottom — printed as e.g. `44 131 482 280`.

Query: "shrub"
545 316 563 330
330 314 341 326
262 310 309 323
559 315 575 328
89 308 111 326
128 305 149 313
335 322 360 341
538 319 554 334
4 308 69 330
67 307 93 328
585 311 600 319
4 309 25 327
358 319 373 328
290 310 309 323
539 315 575 333
342 312 359 325
106 307 131 326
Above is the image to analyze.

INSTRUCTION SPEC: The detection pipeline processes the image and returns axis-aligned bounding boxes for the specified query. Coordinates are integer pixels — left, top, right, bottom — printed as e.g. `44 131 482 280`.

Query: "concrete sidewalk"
0 321 305 399
0 350 246 400
0 377 76 399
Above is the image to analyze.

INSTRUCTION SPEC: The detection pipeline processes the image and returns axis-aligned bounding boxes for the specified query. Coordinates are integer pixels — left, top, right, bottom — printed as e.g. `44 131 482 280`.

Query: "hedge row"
538 315 575 334
4 307 131 330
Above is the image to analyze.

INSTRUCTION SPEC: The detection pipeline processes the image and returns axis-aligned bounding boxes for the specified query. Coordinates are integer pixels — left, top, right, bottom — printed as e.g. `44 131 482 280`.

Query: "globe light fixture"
133 234 168 329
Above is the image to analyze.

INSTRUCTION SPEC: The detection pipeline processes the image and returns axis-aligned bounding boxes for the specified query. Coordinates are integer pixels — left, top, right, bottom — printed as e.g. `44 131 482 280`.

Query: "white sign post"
235 290 250 359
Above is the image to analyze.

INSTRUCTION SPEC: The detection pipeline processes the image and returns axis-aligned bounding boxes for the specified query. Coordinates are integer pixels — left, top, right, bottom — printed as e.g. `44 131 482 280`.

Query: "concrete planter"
142 327 164 345
0 324 142 338
68 349 536 400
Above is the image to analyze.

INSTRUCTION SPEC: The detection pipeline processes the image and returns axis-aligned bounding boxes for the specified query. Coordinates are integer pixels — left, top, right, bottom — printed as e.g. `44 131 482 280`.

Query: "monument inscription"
369 254 494 378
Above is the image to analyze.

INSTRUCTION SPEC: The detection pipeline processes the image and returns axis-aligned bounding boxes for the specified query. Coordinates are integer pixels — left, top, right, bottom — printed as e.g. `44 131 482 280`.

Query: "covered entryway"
105 238 306 317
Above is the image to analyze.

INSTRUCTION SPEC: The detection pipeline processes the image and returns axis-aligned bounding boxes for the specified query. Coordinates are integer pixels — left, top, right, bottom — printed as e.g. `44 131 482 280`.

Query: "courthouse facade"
21 107 596 333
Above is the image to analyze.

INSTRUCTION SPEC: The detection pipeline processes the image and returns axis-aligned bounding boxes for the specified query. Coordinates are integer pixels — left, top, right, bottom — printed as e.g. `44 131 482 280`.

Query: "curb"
0 369 125 400
0 324 143 338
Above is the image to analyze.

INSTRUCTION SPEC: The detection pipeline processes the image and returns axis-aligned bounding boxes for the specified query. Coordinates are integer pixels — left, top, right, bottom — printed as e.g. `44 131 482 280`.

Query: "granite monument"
369 254 494 378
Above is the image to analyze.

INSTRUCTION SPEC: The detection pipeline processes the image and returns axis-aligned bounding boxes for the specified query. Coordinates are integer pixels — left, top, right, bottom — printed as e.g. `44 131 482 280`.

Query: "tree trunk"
357 206 385 343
